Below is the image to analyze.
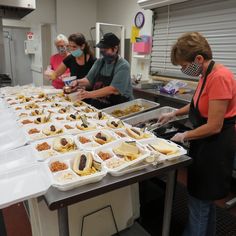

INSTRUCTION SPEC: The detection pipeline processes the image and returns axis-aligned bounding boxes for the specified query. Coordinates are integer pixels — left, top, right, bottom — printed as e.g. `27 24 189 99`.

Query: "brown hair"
68 33 94 58
171 32 212 65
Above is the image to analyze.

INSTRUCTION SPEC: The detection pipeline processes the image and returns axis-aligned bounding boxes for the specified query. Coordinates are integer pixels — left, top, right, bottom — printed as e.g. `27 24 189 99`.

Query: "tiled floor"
1 168 236 236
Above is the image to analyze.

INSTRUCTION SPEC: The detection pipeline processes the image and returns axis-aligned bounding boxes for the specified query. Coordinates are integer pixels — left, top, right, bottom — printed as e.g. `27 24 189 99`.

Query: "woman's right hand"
158 111 176 124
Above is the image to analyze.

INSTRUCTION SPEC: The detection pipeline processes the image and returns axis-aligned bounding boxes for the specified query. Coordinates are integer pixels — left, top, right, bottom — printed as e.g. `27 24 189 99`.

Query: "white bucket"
62 76 77 86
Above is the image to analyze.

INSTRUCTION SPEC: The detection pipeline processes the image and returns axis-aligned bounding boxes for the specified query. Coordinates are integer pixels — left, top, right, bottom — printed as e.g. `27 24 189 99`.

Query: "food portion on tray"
32 135 78 160
139 137 187 162
94 139 150 173
47 151 107 191
102 99 160 119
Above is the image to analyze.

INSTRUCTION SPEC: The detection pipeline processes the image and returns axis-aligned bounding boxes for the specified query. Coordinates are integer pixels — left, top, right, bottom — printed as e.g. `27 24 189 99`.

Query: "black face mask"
100 51 117 63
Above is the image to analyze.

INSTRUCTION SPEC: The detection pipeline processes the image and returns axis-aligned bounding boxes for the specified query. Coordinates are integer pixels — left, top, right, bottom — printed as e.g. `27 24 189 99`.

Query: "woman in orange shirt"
159 32 236 236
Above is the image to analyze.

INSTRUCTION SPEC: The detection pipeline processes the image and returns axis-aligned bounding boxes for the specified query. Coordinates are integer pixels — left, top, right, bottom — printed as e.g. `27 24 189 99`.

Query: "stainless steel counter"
133 85 194 105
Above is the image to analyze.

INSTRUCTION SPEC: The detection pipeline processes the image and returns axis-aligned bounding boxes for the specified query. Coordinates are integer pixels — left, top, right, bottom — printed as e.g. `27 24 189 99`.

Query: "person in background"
71 32 133 109
45 33 96 85
159 32 236 236
45 34 70 89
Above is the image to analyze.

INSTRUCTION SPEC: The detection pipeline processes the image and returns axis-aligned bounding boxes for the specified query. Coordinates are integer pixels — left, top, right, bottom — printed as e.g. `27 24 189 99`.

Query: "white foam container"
75 129 119 150
31 134 79 161
46 151 107 191
0 145 36 172
139 137 187 162
22 122 65 141
0 128 29 153
93 138 150 175
0 163 51 209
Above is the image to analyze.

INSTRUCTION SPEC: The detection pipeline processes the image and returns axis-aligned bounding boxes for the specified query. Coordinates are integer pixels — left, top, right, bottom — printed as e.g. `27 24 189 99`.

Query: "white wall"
97 0 153 80
56 0 97 40
22 0 56 86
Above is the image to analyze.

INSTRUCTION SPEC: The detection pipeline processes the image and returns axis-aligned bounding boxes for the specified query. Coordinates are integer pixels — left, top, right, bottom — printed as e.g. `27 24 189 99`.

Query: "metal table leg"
162 170 176 236
58 207 69 236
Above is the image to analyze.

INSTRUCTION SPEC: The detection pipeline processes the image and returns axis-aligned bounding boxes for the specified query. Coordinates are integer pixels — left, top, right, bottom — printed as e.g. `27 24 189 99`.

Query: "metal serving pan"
102 99 160 120
123 106 188 131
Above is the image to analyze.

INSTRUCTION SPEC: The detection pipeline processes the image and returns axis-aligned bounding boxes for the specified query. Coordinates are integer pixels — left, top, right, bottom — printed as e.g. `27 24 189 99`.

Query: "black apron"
89 57 129 109
187 60 236 200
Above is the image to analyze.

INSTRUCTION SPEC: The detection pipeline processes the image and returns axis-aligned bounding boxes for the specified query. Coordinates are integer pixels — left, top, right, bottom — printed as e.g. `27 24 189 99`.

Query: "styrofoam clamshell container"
51 112 97 123
46 151 107 191
30 134 79 161
0 121 21 135
62 121 82 135
22 122 65 141
0 128 29 153
15 108 49 119
75 129 119 150
138 137 187 162
0 145 37 173
17 114 56 127
0 163 51 209
104 118 130 130
73 119 99 132
93 138 150 175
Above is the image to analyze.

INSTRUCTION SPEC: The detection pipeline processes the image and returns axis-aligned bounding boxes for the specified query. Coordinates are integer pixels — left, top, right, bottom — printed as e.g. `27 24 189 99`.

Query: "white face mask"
57 46 67 54
181 61 203 77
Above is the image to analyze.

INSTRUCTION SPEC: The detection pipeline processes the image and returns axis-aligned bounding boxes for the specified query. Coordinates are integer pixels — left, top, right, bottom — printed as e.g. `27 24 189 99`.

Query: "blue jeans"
182 195 216 236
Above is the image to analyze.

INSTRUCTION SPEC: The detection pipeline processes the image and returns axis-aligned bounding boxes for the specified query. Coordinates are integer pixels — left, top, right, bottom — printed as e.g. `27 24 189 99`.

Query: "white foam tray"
45 151 107 191
0 163 51 209
0 145 36 173
93 138 150 174
0 128 29 153
75 129 119 150
139 137 187 162
22 122 66 141
31 134 79 161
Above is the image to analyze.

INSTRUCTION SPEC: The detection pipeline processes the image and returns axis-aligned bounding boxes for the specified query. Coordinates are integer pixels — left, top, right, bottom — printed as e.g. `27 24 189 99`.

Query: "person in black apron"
159 32 236 236
70 33 133 109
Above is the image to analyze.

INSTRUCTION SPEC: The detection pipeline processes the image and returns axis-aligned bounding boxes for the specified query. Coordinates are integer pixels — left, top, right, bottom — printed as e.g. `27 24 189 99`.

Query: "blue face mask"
71 48 83 57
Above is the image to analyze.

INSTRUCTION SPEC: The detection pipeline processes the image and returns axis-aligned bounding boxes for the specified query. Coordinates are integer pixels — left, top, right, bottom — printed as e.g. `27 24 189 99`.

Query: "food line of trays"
0 85 187 206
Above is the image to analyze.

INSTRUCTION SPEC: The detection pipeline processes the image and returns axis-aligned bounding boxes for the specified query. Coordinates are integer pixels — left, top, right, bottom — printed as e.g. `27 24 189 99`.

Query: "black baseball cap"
96 33 120 48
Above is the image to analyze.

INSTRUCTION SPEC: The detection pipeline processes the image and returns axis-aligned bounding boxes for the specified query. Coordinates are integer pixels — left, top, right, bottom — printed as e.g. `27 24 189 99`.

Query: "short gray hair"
55 34 68 44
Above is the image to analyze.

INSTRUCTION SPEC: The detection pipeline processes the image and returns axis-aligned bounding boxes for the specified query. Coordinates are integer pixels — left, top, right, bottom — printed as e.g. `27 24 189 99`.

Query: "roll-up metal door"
151 0 236 78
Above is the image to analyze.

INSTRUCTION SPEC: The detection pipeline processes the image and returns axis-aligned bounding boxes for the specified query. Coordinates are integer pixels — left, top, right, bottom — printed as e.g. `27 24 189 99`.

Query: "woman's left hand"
170 132 188 143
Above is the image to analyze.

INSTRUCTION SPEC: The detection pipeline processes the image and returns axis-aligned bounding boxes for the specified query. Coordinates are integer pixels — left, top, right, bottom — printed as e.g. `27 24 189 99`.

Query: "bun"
66 113 80 121
126 127 143 139
53 137 75 153
126 127 151 140
34 116 49 124
76 122 96 131
106 120 124 129
73 153 93 176
42 125 63 136
93 132 112 145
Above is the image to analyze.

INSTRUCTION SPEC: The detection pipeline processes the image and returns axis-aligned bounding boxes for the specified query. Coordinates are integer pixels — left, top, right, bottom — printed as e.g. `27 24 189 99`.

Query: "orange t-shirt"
193 65 236 118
